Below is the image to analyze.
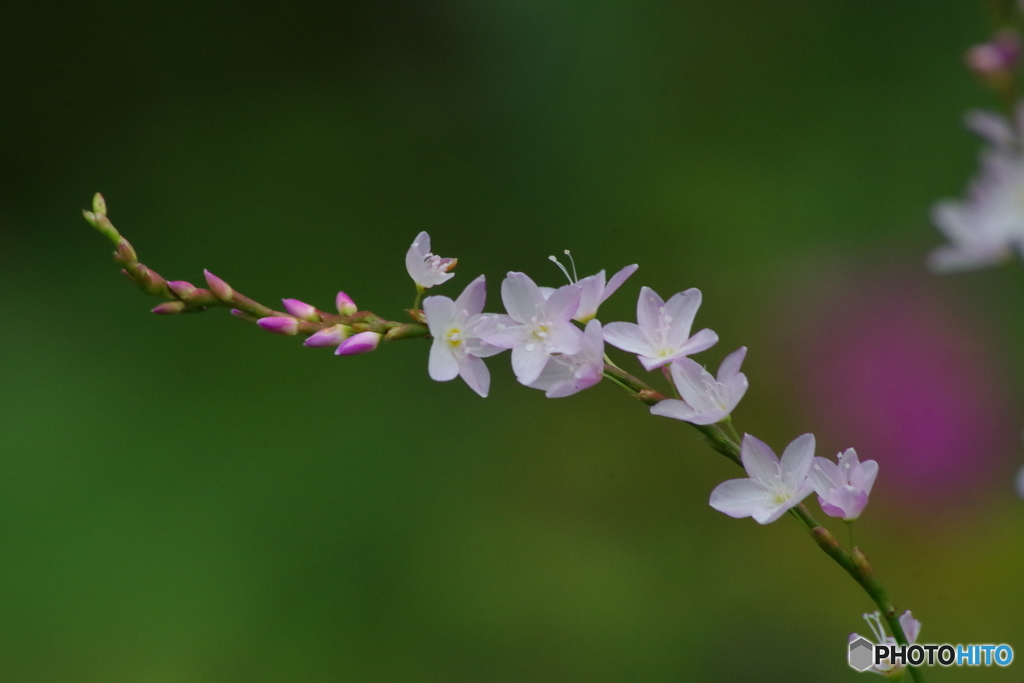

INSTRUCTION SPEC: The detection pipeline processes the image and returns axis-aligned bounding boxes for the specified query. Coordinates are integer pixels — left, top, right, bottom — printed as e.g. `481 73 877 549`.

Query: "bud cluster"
82 194 430 355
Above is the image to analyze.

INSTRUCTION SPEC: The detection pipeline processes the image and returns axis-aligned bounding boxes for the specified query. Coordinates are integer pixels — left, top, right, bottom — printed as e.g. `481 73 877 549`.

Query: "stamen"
563 249 578 282
548 255 574 284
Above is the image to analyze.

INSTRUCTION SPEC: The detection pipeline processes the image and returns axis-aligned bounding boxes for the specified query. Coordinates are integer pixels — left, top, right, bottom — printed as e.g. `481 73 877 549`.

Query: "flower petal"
428 339 459 381
602 264 638 303
423 295 456 338
636 286 665 333
511 340 550 385
454 274 487 316
849 458 879 496
501 272 545 323
650 398 698 422
717 347 747 383
740 434 781 488
457 354 491 397
780 433 816 492
602 322 651 356
809 456 844 497
664 288 701 347
545 283 582 322
709 478 774 519
678 328 719 356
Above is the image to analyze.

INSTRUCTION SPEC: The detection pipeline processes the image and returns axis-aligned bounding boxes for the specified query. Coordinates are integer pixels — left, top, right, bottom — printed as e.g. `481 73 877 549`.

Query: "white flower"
406 231 456 289
529 319 605 398
709 433 816 524
809 448 878 521
929 106 1024 272
602 286 718 371
851 611 921 676
650 347 749 425
423 275 502 397
477 272 582 386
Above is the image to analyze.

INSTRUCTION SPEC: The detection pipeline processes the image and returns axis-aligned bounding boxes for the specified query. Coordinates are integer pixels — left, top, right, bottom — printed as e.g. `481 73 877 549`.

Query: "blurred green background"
2 1 1023 681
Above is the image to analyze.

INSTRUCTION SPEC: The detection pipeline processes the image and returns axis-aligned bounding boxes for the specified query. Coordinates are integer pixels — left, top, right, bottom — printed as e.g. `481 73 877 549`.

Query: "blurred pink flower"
795 272 1011 507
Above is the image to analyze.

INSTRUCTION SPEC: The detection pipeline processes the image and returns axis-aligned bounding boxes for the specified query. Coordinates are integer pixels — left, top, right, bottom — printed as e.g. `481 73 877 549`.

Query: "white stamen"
563 249 578 282
548 255 574 284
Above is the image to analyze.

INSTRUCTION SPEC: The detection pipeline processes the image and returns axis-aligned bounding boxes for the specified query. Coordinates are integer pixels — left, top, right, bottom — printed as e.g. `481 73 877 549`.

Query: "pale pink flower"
529 319 605 398
709 433 815 524
478 273 582 386
423 275 503 397
809 448 878 521
405 231 456 290
929 104 1024 272
650 347 748 425
851 611 921 676
602 286 718 371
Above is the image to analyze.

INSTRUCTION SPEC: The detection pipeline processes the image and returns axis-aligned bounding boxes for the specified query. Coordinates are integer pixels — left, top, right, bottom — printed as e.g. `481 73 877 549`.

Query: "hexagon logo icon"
849 637 874 672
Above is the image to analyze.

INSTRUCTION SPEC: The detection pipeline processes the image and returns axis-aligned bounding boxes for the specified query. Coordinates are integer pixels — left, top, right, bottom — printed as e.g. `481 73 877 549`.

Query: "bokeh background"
2 1 1023 681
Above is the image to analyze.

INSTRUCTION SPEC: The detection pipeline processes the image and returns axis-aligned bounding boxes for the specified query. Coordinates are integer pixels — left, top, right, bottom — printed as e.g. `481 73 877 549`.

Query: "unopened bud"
335 291 358 316
304 324 353 348
203 269 234 303
134 264 169 297
82 210 97 227
335 330 381 355
114 239 137 266
152 301 187 315
92 192 108 216
257 316 300 335
282 298 320 321
167 280 197 299
93 214 120 243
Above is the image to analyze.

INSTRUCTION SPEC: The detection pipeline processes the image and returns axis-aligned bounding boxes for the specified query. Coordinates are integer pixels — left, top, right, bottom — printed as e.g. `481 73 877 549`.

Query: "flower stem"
600 363 923 682
720 416 742 445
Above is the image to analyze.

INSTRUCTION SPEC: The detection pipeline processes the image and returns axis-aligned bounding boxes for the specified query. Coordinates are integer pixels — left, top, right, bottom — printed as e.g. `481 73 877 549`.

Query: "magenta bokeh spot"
798 273 1012 509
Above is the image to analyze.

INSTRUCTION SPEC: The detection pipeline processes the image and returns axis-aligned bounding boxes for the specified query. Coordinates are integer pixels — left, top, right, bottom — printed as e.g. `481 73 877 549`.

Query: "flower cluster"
929 103 1024 272
396 232 881 525
708 435 878 525
83 195 911 677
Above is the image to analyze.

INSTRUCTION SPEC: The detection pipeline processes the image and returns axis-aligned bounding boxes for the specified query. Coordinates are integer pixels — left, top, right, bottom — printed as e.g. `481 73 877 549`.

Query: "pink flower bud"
152 301 187 315
257 316 300 335
203 269 234 303
335 330 381 355
167 280 197 299
282 298 320 321
304 324 353 348
336 291 358 316
966 30 1020 75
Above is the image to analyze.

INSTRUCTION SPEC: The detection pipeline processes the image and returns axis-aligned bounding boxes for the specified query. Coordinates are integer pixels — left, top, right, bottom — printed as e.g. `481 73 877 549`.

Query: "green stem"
720 416 742 445
599 363 923 682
